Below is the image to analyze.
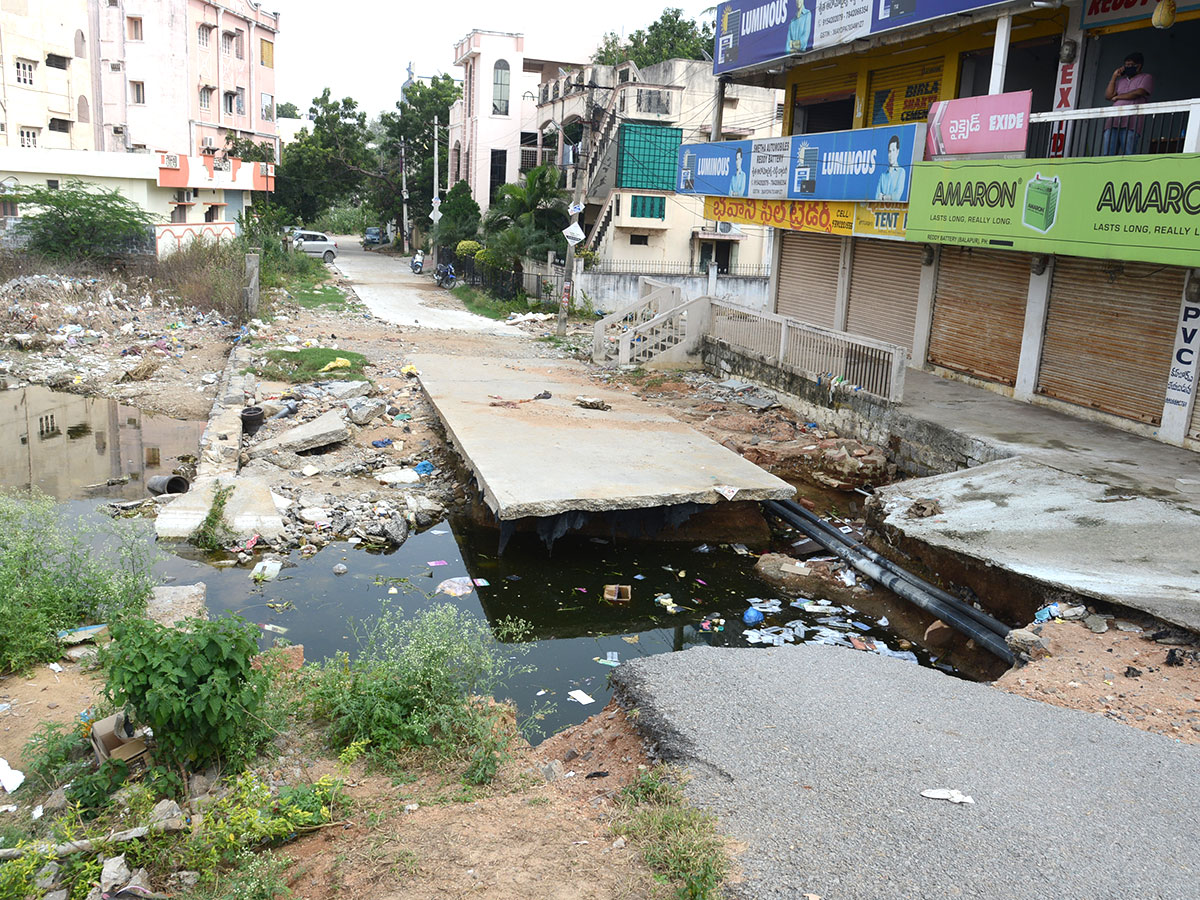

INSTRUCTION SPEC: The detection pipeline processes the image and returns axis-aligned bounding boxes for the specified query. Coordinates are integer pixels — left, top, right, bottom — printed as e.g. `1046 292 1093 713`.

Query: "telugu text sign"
704 196 855 235
925 91 1032 157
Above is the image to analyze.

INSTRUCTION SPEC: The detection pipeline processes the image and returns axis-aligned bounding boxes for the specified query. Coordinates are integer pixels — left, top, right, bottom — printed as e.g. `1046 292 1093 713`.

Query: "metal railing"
589 258 770 277
709 300 907 402
1026 98 1200 159
592 278 685 362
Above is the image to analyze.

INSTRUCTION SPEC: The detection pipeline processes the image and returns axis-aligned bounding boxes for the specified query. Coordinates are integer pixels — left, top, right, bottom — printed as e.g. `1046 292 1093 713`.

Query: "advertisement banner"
714 0 1008 75
1080 0 1200 29
680 124 925 203
925 90 1032 157
905 156 1200 267
704 195 855 234
853 202 908 240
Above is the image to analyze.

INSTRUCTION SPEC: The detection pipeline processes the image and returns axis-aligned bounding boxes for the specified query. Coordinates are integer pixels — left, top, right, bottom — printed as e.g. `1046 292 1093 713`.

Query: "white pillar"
1160 269 1200 445
707 261 718 295
1015 256 1054 400
988 13 1012 95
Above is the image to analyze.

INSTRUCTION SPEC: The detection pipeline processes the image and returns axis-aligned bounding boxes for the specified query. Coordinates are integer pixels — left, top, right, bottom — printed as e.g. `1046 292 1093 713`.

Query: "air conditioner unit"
112 125 124 134
716 221 742 236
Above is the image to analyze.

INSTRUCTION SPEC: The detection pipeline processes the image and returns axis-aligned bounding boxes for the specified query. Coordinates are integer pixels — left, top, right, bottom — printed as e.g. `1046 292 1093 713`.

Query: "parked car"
294 231 338 262
362 226 385 249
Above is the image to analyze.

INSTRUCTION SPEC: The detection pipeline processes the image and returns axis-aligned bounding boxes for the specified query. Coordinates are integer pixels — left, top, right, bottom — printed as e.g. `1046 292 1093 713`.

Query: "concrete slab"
411 355 794 520
875 457 1200 630
248 409 349 459
155 477 285 541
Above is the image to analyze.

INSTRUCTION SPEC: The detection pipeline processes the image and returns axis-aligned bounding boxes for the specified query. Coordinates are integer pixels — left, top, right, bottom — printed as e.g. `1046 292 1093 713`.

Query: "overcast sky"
271 0 714 118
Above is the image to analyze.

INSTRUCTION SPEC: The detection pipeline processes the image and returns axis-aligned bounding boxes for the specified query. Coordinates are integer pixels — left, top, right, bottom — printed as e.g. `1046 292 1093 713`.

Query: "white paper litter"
921 788 974 805
0 759 25 794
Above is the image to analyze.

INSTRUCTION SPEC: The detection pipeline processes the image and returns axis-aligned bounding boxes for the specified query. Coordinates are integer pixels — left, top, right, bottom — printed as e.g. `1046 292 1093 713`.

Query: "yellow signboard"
853 203 908 241
703 196 854 236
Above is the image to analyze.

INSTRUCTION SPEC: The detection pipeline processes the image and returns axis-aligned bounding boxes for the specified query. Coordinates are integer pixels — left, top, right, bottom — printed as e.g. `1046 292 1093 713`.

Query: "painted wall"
578 270 771 312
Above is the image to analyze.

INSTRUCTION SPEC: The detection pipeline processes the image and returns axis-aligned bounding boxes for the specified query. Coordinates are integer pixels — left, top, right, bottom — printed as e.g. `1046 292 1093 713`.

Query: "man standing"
875 135 906 201
786 0 812 54
1103 52 1152 156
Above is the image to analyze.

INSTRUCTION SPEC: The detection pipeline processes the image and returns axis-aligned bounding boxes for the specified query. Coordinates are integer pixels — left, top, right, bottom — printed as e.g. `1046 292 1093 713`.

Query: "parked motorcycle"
434 262 456 289
410 250 424 274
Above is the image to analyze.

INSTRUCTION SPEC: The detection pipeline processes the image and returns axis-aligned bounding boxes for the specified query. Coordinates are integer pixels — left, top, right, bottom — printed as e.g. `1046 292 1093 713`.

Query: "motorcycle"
410 250 424 274
434 262 456 289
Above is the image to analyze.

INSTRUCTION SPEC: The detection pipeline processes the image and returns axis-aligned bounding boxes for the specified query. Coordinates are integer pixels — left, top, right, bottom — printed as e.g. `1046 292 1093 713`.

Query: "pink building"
91 0 279 158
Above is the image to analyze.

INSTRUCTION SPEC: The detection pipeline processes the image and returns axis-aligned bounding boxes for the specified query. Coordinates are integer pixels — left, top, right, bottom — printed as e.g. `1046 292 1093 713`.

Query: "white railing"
618 295 711 366
1026 98 1200 158
591 277 685 363
709 300 907 403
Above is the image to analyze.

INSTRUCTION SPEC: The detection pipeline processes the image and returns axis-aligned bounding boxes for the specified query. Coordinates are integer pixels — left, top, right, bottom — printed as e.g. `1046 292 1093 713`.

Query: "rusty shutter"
845 238 923 354
776 231 841 329
1037 257 1183 425
928 247 1030 385
866 57 943 127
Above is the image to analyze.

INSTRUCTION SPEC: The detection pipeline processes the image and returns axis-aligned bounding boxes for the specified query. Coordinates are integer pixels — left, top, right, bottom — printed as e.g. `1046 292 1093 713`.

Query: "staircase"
592 279 710 366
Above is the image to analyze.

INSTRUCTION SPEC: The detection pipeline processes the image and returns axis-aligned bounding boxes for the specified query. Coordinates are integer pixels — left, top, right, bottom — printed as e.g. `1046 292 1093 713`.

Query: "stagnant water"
8 387 952 736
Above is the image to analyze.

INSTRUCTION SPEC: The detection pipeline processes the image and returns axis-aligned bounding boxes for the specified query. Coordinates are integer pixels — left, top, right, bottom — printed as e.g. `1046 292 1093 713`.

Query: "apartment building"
0 0 95 151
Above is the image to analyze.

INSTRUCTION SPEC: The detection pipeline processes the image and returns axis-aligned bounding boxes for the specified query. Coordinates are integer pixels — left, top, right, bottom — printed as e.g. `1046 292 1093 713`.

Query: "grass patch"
294 282 346 308
611 767 730 900
280 258 347 309
189 482 236 551
451 284 532 320
249 348 368 383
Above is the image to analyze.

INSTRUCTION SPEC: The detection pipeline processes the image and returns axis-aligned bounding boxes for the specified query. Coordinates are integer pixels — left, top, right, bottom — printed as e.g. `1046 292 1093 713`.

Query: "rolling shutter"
928 247 1030 385
866 57 943 127
792 70 857 104
845 238 923 353
1037 257 1183 425
776 231 841 329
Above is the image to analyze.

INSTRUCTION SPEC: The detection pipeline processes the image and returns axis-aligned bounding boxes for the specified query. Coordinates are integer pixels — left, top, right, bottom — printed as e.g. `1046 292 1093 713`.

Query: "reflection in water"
0 386 205 500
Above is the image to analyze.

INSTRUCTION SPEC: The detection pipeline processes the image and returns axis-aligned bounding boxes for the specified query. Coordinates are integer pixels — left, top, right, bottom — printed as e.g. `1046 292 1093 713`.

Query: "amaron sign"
925 91 1031 157
906 155 1200 267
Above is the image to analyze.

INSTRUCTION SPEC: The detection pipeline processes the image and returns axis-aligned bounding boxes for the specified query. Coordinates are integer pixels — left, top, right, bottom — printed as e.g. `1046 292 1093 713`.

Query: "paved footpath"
615 645 1200 900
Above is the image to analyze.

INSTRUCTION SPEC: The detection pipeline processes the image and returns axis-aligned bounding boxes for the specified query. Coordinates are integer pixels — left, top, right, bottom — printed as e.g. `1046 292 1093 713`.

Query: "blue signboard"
714 0 1008 75
678 124 925 203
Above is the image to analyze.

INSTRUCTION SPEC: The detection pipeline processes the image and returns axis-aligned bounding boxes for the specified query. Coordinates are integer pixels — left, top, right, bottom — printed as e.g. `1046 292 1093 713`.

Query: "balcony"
1026 99 1200 159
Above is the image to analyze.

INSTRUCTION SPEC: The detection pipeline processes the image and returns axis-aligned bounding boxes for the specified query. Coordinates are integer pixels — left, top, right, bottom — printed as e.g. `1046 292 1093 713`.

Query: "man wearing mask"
1103 52 1152 156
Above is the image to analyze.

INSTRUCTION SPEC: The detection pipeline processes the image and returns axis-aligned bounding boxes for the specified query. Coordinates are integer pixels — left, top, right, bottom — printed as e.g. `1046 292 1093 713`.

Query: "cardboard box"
110 738 151 775
603 584 631 604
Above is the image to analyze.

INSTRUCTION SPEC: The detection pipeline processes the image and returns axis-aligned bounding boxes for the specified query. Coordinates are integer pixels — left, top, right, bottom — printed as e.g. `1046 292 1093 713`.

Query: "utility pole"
557 92 591 337
430 114 441 270
400 137 410 255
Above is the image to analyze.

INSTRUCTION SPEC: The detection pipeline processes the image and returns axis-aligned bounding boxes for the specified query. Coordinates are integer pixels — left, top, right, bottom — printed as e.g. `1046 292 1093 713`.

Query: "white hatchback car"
293 231 338 262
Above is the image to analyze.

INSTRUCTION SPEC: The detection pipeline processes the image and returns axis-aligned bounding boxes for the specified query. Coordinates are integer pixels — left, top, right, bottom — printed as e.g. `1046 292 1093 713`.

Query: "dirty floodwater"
8 387 958 736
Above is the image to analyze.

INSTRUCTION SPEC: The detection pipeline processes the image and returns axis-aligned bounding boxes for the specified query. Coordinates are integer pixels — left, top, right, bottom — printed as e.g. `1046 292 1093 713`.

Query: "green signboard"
906 155 1200 268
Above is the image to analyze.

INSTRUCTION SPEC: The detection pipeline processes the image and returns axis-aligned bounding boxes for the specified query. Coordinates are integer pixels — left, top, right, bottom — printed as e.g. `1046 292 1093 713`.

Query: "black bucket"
241 406 265 436
147 474 190 495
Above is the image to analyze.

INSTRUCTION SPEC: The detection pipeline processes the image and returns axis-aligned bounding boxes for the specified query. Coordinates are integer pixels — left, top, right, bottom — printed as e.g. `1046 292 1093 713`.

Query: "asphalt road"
614 644 1200 900
329 238 515 334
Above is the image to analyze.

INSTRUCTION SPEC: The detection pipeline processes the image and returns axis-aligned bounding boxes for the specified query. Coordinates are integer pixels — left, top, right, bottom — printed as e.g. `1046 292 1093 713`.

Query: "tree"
432 180 481 248
593 8 714 68
224 134 276 163
276 101 300 119
13 182 155 258
483 163 569 266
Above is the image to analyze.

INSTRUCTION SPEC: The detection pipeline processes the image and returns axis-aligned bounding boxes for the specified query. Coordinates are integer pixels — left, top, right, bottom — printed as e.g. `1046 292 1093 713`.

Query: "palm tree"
483 163 569 267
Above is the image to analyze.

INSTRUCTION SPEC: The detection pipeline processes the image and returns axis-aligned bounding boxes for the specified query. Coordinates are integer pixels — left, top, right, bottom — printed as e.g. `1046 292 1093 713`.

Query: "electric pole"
557 92 592 337
400 138 410 255
430 115 441 270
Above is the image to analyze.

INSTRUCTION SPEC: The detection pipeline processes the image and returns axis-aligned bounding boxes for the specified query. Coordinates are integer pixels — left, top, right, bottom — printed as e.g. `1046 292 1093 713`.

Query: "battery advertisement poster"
905 156 1200 267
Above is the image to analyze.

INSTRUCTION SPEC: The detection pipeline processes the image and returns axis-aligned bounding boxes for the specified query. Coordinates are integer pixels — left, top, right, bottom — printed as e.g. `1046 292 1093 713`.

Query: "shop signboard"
1080 0 1200 29
853 202 908 240
925 90 1032 157
713 0 1010 75
906 155 1200 267
679 124 925 203
704 196 856 234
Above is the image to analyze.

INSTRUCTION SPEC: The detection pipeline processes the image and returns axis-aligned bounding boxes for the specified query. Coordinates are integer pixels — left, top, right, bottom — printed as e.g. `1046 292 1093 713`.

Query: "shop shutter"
792 69 857 104
866 57 943 127
845 238 923 353
776 231 842 329
928 247 1030 385
1037 257 1183 425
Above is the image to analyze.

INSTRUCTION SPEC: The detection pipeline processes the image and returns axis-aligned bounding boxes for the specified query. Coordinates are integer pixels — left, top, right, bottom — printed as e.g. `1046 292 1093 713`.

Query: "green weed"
248 348 368 383
190 483 236 552
19 721 93 794
450 284 530 320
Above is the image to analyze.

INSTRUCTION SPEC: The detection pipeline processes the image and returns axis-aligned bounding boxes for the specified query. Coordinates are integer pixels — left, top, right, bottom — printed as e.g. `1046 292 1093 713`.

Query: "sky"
271 0 715 118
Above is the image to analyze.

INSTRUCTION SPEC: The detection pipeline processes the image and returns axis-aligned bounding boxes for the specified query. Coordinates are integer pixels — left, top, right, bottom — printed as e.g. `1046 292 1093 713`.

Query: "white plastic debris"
567 690 595 705
921 788 975 805
0 758 25 794
250 560 282 582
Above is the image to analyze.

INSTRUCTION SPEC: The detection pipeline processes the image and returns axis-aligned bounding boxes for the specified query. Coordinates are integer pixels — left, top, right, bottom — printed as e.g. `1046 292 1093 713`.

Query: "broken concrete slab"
323 380 371 400
147 583 207 627
249 409 349 458
346 396 385 425
155 477 285 541
376 467 420 485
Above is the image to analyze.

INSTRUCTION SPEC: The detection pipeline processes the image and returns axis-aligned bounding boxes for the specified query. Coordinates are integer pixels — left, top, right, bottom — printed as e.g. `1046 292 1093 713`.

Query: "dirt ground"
0 663 100 768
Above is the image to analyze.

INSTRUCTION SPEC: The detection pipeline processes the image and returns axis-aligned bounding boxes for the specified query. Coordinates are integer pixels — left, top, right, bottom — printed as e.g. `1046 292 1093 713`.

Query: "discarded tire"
147 475 189 495
241 406 265 436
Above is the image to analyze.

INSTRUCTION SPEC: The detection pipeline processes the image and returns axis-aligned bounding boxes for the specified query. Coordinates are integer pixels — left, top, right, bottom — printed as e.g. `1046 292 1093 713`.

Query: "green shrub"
104 616 269 769
66 757 130 820
315 202 376 236
0 490 155 673
13 181 155 259
211 848 294 900
455 239 483 260
307 604 533 777
155 239 245 321
20 721 93 795
473 247 504 269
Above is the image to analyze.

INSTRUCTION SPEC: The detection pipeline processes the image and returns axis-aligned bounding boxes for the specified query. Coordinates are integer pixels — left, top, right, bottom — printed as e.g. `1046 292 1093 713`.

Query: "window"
489 149 506 202
199 86 213 110
130 81 145 104
109 61 122 72
0 197 17 217
629 234 649 246
19 128 38 148
198 24 212 48
77 95 90 123
126 16 142 41
75 29 86 57
492 60 510 116
48 119 70 133
15 60 34 86
234 31 244 59
235 87 245 115
260 92 274 120
630 195 666 219
204 204 219 222
223 91 235 115
46 54 69 70
260 38 274 68
221 31 234 55
46 180 60 189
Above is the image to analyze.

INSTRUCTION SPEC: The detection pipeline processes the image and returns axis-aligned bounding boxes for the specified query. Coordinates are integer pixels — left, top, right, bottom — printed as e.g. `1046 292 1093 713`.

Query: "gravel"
614 644 1200 900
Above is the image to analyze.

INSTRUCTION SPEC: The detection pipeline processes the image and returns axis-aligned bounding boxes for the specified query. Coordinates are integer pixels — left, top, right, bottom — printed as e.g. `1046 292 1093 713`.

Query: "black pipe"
764 501 1014 663
774 499 1009 639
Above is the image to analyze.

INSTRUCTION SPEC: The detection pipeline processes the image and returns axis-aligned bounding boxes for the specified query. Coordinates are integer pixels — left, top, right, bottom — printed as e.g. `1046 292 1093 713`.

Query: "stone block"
147 583 207 627
323 380 371 400
346 396 386 425
249 410 349 458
